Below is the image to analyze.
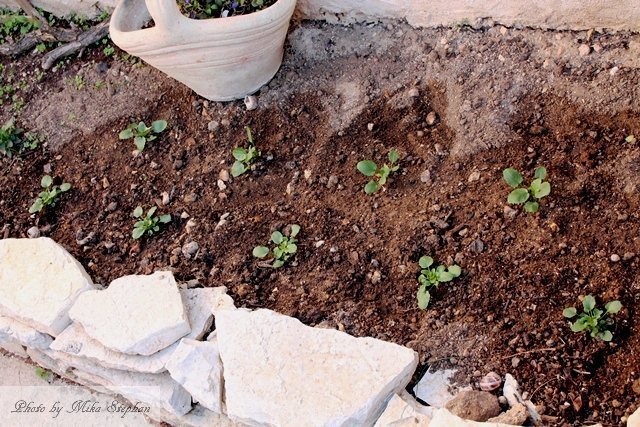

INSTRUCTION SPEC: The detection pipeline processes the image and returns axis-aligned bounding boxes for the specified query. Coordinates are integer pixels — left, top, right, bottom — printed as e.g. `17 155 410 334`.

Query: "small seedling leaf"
388 149 400 164
253 246 269 258
535 167 547 180
417 287 430 310
508 188 530 204
29 199 43 213
232 147 247 161
419 256 433 269
41 175 52 188
60 183 71 192
599 330 613 342
134 136 146 152
437 271 454 282
605 300 622 314
448 265 462 277
137 122 147 133
133 206 143 217
231 161 246 177
535 182 551 199
364 180 379 194
503 168 523 187
148 206 157 217
246 126 254 144
563 307 577 318
290 224 301 237
119 128 133 140
357 160 377 177
524 201 539 213
570 319 588 332
271 231 284 244
151 120 167 133
583 295 596 311
285 243 297 254
273 260 284 268
159 214 171 224
626 135 637 143
132 227 145 239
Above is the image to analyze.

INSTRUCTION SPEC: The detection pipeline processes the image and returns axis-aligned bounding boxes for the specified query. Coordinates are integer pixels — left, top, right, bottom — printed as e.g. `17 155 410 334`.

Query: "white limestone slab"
68 271 190 356
216 308 419 427
0 238 95 336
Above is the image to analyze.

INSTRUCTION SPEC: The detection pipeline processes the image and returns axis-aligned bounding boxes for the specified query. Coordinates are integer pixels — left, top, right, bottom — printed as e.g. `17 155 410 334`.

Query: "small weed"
626 134 637 143
29 175 71 214
231 126 260 177
69 74 84 90
34 367 52 382
563 295 622 342
0 10 40 44
35 43 46 53
416 256 461 309
94 81 105 90
132 206 171 239
0 119 44 157
357 149 400 194
503 166 551 213
119 120 168 152
253 225 300 268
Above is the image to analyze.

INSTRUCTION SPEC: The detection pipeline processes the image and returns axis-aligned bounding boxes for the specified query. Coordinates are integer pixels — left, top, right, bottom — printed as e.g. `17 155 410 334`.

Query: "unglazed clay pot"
109 0 296 101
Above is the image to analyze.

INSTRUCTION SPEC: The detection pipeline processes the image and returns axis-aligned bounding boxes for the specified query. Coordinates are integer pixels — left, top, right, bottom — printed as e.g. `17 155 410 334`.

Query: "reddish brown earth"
1 18 639 426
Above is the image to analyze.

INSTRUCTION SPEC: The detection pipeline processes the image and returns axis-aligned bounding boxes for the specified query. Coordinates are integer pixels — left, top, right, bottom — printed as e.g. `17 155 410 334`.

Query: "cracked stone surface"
0 315 52 350
0 238 95 336
68 271 190 356
165 338 223 413
52 287 222 373
216 308 418 426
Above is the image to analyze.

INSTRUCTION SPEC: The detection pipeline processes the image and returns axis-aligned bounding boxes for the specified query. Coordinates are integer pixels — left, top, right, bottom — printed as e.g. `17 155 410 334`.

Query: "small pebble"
27 226 40 239
420 170 432 184
426 111 437 126
244 95 258 111
371 270 382 285
578 44 591 57
182 241 199 259
161 192 170 206
207 120 220 132
468 171 481 182
219 169 230 182
408 87 419 97
367 123 375 131
610 254 620 262
315 240 325 248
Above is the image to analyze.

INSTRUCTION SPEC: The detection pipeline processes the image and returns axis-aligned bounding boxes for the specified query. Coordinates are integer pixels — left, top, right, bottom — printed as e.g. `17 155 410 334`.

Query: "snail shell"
479 371 502 391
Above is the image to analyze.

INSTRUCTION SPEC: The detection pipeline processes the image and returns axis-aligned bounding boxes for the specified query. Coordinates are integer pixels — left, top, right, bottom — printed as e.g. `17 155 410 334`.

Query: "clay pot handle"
144 0 183 31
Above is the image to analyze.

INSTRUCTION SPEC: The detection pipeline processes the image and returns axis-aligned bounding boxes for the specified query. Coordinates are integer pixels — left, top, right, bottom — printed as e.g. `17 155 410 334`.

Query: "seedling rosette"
29 175 71 214
132 206 171 239
416 256 461 309
503 166 551 213
253 224 300 268
563 295 622 342
119 120 168 152
357 149 401 194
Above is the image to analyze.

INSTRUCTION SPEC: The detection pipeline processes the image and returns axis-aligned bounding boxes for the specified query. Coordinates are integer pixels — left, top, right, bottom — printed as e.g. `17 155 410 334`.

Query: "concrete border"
0 0 639 32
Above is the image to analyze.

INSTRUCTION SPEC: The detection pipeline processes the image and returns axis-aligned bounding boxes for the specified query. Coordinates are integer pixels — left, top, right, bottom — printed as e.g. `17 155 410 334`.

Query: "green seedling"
357 149 400 194
253 224 300 268
503 166 551 213
29 175 71 213
0 118 21 156
119 120 168 152
626 135 636 143
231 126 260 177
34 367 52 382
69 74 84 90
132 206 171 239
563 295 622 342
416 256 461 310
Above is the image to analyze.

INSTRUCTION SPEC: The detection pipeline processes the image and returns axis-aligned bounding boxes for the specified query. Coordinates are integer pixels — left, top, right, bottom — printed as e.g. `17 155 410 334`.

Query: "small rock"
27 226 40 239
215 213 230 230
371 271 382 285
207 121 219 132
219 169 230 182
468 171 480 182
624 252 636 261
468 239 485 254
426 112 438 126
610 254 620 262
512 357 521 368
327 175 339 188
487 403 528 425
444 390 501 422
217 180 227 191
182 241 199 259
106 201 118 212
479 372 501 391
367 123 375 131
578 44 591 57
610 66 619 76
315 240 325 248
244 95 258 111
408 87 420 97
161 192 171 206
184 194 197 203
221 118 230 127
420 170 432 184
503 206 518 219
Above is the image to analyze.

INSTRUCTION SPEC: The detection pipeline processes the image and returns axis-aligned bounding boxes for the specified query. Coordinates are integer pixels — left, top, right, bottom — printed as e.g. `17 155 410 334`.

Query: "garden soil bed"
1 19 640 426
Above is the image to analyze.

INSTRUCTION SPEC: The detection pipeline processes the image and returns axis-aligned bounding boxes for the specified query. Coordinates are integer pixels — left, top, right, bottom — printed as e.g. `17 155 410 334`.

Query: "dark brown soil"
1 20 639 426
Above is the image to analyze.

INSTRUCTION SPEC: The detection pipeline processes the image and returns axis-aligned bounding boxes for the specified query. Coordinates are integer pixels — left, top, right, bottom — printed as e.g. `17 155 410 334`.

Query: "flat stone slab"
0 315 53 349
69 271 190 356
216 308 419 426
0 238 95 336
413 369 467 408
41 347 192 416
165 338 223 413
375 392 433 426
52 287 222 373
